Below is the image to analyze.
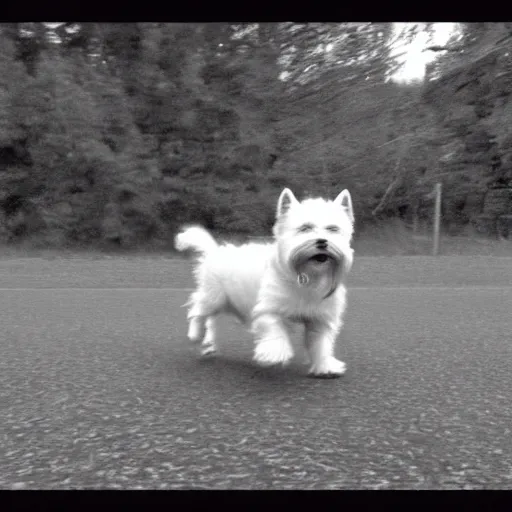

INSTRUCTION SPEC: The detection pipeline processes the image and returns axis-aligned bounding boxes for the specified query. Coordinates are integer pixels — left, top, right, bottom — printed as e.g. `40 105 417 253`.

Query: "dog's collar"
323 283 338 300
323 263 339 300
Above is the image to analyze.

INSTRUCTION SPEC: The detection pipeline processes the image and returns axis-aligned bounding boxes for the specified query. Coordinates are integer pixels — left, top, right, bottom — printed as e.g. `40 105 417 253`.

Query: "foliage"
0 22 510 247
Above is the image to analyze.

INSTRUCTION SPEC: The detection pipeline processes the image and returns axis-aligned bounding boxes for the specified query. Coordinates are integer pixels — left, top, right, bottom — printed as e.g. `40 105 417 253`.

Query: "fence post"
433 182 442 256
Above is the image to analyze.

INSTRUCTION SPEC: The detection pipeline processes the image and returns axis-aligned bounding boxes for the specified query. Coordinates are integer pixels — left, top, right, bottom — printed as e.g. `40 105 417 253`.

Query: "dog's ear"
276 188 299 218
334 189 354 223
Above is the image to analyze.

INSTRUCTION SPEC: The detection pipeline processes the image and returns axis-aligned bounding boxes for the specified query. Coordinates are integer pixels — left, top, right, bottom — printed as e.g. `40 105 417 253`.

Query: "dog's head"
273 188 355 296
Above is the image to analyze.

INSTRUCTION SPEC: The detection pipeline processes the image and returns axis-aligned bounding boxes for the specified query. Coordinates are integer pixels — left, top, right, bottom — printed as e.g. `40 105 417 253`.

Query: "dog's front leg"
305 320 346 378
251 314 294 366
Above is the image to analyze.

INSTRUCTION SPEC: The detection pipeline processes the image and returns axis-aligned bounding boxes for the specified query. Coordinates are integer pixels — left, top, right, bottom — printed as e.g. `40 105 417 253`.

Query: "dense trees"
0 22 510 247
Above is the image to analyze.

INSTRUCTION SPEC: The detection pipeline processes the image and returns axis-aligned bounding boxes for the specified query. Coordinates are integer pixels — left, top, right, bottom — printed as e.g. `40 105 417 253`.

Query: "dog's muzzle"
291 239 344 269
290 239 347 299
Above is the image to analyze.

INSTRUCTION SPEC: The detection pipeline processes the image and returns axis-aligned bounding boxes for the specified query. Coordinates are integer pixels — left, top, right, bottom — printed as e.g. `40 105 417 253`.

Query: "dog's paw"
200 343 217 357
308 357 346 378
254 338 294 367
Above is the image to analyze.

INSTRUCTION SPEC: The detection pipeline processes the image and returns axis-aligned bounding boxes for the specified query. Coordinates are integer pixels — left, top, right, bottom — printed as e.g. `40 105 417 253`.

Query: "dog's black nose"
316 238 328 247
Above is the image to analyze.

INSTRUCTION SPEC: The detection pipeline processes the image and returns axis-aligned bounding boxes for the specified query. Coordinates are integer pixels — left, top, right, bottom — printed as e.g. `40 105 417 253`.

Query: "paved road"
1 256 512 489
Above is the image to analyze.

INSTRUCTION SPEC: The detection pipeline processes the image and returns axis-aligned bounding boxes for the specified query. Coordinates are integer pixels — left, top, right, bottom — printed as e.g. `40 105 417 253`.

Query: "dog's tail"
174 225 218 255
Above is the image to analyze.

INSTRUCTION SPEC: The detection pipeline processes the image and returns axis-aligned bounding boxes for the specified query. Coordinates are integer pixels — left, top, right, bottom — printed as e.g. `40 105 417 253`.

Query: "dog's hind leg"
200 316 217 356
187 315 207 343
186 288 226 345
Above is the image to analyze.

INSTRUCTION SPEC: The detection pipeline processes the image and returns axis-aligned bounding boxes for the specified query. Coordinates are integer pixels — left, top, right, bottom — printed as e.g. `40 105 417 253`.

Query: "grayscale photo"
1 22 511 491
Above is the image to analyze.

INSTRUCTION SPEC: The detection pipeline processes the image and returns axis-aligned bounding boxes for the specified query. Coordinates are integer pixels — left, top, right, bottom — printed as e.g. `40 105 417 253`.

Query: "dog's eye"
298 223 314 233
326 225 340 233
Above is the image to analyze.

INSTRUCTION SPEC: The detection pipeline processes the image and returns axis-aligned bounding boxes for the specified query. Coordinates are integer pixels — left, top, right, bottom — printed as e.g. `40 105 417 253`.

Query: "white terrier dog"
174 188 355 378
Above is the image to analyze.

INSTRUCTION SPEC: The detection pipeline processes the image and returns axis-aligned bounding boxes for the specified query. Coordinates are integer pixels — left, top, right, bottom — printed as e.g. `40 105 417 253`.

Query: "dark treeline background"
1 22 511 249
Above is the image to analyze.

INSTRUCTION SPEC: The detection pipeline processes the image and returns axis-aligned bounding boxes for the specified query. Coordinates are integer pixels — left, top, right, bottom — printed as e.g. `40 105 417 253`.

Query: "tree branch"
372 174 402 217
424 45 464 52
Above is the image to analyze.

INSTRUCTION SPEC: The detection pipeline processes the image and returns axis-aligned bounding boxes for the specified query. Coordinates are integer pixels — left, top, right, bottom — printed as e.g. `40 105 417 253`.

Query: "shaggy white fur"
174 187 355 378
